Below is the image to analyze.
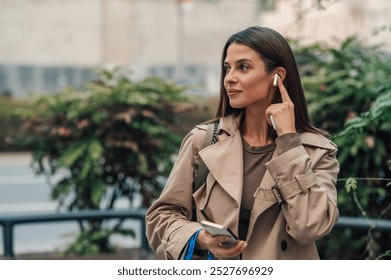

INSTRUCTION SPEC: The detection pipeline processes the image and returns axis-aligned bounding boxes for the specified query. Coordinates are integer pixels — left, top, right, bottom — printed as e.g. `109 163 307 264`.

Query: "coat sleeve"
265 135 339 245
145 128 204 259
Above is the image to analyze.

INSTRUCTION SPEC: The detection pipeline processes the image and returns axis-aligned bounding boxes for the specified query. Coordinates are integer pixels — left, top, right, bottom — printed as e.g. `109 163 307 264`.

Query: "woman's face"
223 43 274 110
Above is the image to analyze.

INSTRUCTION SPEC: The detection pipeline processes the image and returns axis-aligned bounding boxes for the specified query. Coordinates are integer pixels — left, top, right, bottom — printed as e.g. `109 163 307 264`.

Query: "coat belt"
254 171 316 205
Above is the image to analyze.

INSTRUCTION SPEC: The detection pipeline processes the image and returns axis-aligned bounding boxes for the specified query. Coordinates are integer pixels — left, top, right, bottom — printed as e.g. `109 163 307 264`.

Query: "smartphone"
200 220 238 247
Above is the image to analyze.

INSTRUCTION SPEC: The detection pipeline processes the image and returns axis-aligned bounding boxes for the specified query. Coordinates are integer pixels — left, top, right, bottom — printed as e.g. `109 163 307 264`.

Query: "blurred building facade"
260 0 391 48
0 0 390 97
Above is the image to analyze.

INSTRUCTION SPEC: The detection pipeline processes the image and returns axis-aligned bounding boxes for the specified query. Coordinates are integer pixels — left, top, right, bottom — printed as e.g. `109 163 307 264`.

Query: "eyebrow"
223 58 253 65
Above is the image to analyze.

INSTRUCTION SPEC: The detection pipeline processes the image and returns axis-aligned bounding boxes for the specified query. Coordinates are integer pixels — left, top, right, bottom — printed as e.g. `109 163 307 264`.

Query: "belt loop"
295 174 308 194
271 185 284 205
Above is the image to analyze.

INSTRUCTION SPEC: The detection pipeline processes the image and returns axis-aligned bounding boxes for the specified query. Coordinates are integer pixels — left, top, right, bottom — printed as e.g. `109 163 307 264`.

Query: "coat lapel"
198 130 244 207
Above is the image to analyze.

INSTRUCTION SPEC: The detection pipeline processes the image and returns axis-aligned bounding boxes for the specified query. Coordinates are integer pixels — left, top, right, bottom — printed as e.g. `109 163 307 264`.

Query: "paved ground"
1 248 161 260
0 152 146 258
0 151 31 165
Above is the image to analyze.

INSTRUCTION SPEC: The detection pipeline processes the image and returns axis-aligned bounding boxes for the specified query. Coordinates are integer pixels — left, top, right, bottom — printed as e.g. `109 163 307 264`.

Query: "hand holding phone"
200 220 238 247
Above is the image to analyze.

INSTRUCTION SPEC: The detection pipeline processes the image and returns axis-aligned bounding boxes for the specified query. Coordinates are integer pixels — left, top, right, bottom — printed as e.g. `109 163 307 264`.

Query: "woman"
146 26 339 260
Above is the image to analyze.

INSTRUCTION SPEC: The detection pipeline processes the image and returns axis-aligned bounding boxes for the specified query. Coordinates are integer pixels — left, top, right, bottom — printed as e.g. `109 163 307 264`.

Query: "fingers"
266 75 296 135
197 230 231 249
277 75 292 104
266 102 296 135
211 240 248 259
196 229 212 250
270 115 276 130
197 230 247 259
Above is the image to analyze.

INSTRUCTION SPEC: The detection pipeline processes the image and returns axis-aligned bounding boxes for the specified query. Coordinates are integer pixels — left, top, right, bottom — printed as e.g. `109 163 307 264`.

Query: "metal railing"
335 216 391 231
0 208 149 259
1 211 391 259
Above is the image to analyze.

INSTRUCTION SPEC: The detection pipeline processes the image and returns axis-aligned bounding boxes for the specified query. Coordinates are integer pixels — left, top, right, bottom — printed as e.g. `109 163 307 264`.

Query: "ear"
275 67 286 82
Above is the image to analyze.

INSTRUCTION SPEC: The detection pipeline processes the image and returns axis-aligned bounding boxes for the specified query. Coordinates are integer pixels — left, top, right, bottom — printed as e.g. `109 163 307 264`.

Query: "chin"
229 101 245 109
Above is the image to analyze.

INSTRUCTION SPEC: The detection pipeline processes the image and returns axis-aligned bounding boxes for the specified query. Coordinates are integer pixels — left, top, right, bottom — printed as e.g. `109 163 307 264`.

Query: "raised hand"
266 75 296 136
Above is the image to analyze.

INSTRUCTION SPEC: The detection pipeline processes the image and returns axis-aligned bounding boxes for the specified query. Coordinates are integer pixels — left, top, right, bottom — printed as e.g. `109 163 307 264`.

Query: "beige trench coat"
146 114 339 259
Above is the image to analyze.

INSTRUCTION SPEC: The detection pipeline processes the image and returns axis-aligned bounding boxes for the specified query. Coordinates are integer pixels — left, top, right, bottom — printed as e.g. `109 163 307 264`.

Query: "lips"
227 89 242 96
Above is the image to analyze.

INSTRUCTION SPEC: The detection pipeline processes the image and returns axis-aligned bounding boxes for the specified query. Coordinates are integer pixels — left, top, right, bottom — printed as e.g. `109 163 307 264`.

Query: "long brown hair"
215 26 328 137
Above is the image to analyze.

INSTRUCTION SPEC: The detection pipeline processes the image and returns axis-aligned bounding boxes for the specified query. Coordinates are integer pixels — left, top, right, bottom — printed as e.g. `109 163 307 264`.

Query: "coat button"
280 240 288 251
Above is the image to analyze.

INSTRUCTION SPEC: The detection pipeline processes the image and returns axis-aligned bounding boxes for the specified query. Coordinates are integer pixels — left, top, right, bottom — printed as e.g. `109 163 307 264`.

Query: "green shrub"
14 68 194 254
295 37 391 259
0 97 30 151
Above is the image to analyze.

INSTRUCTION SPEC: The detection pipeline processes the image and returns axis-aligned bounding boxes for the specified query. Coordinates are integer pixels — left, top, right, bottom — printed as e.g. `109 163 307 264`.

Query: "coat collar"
197 113 278 206
218 113 242 137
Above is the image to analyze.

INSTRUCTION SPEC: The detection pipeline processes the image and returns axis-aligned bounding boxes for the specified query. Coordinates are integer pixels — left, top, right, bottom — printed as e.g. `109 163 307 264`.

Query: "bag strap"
183 229 214 260
192 121 219 221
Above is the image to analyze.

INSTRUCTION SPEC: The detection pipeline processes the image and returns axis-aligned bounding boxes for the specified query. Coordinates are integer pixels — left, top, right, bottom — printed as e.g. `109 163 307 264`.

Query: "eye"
239 64 249 71
224 66 231 75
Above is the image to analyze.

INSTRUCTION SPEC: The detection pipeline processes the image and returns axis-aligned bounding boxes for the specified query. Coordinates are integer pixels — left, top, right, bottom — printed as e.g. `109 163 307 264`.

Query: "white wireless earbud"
270 73 279 130
273 73 279 87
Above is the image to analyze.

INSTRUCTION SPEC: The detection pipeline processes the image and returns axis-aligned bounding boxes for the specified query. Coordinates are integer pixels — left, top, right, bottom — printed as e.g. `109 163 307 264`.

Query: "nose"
224 70 238 85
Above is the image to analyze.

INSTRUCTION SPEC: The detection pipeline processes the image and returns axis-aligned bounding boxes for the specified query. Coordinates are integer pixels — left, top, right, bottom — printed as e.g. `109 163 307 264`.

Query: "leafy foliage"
65 228 135 256
295 37 391 259
15 68 192 254
0 97 30 151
